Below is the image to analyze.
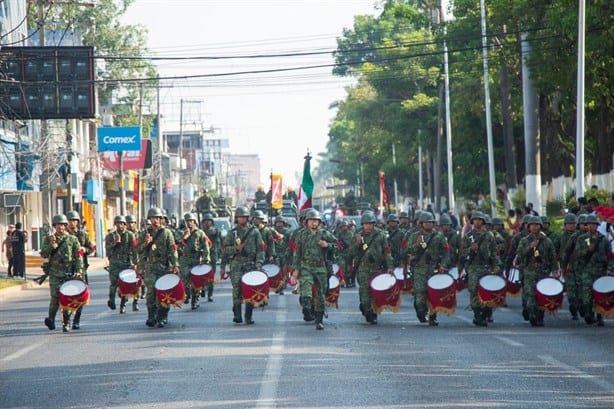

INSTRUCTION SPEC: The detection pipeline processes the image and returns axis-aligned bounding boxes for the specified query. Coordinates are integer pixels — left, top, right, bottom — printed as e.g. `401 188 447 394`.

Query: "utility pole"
38 0 52 222
575 0 586 198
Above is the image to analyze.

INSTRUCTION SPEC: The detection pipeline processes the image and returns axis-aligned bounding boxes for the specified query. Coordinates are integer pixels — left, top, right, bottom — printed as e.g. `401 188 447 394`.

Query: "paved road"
1 268 613 409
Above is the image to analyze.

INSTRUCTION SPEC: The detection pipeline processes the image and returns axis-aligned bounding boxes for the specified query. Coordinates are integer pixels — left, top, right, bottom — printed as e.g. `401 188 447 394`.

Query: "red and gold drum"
59 279 90 313
427 273 457 315
262 264 284 292
448 267 466 292
392 267 414 294
477 275 507 308
155 274 186 308
326 275 341 307
118 269 142 299
592 276 614 317
506 267 522 296
535 277 564 314
241 270 270 307
190 264 215 291
369 273 402 314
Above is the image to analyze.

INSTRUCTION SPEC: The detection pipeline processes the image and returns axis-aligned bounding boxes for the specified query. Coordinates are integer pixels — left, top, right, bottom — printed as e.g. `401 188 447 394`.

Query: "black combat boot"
132 299 139 311
244 303 255 325
485 308 493 323
428 313 439 326
315 311 324 330
62 311 71 332
475 309 487 327
145 307 157 327
578 304 586 317
301 297 315 322
233 304 243 323
535 310 545 327
191 293 200 310
584 304 595 325
366 310 378 325
156 307 169 328
207 285 214 302
107 297 116 310
596 314 604 327
72 307 82 330
119 297 127 314
569 304 578 320
184 287 191 305
44 317 55 330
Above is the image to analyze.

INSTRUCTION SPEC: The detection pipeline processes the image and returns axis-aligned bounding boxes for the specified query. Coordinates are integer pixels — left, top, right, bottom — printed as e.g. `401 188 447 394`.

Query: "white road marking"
493 335 524 347
539 354 614 391
1 342 44 362
256 296 287 409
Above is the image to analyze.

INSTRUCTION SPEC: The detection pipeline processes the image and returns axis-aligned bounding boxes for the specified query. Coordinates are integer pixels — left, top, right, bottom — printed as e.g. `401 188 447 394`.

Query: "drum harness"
231 226 258 272
354 231 381 274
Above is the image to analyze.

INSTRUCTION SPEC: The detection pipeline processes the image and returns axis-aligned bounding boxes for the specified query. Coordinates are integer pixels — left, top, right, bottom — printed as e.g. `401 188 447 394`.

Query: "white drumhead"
261 264 280 278
370 273 396 291
119 269 139 283
479 275 506 291
242 270 268 286
155 274 180 291
332 263 340 274
328 275 340 289
593 276 614 293
448 267 459 280
190 264 213 276
536 277 563 296
392 267 405 280
508 268 520 282
60 280 87 296
427 273 454 290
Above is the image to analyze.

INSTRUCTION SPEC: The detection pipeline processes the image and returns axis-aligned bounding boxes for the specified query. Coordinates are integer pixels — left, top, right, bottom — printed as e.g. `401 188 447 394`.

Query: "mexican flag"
297 153 313 211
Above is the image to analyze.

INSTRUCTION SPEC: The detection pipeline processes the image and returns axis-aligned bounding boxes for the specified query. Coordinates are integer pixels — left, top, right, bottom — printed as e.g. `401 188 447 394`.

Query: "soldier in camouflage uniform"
202 212 222 302
334 219 354 287
504 214 532 320
252 210 278 265
291 209 338 329
398 211 411 234
66 210 95 329
104 215 138 314
406 212 450 326
220 206 265 325
576 214 610 326
386 214 405 268
556 213 581 319
41 214 84 332
439 214 461 270
273 216 291 293
126 214 145 300
179 213 210 310
459 212 501 327
137 207 180 328
351 211 393 325
517 216 556 327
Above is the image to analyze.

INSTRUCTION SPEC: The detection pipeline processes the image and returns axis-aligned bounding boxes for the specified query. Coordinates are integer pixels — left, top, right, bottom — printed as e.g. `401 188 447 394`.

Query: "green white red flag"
297 153 313 211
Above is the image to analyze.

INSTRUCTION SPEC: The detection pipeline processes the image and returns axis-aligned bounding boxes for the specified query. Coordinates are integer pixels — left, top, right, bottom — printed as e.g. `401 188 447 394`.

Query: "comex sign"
97 127 142 152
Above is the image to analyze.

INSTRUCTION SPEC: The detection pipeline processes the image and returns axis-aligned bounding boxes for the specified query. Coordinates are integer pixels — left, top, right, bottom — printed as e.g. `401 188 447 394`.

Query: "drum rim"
329 275 340 287
371 273 396 290
59 280 87 295
478 274 506 291
427 273 454 289
191 264 213 274
242 270 268 285
155 273 180 290
536 277 564 294
593 276 614 292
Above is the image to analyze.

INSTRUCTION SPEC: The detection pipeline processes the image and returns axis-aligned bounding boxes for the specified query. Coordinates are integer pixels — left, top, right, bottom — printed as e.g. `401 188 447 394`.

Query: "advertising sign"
98 127 142 152
100 139 152 170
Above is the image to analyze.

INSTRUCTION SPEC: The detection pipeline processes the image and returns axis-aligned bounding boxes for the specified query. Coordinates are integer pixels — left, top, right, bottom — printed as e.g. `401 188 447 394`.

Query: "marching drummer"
351 211 394 325
41 214 84 332
104 215 138 314
220 206 265 325
405 212 449 326
179 213 210 310
137 207 180 328
202 212 222 302
557 213 582 319
517 216 556 327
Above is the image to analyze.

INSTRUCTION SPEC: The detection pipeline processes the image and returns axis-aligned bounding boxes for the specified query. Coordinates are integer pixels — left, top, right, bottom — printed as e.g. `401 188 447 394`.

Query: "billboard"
100 139 152 170
97 126 142 152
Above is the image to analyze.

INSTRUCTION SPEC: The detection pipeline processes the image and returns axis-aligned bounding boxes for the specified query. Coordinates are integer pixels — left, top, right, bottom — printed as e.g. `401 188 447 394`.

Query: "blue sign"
97 127 141 152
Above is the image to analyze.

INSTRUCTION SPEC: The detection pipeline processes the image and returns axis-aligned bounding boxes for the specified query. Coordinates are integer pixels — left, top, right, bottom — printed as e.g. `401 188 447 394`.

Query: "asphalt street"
1 267 613 409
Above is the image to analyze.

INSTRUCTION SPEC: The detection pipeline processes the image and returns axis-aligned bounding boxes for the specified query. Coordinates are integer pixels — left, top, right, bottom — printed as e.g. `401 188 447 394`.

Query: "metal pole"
575 0 586 198
392 143 398 211
480 0 497 217
66 119 73 211
178 98 184 217
118 151 125 214
157 86 163 209
418 144 423 209
443 28 455 212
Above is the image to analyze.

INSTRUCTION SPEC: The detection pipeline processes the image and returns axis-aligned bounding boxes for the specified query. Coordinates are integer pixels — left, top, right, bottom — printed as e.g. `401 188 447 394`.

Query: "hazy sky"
121 0 377 187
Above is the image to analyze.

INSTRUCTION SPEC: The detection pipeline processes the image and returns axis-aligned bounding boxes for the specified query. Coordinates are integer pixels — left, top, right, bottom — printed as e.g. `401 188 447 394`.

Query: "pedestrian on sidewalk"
11 223 27 278
2 224 15 277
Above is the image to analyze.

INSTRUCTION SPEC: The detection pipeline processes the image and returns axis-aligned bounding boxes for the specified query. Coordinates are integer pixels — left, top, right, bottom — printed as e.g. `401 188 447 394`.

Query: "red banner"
271 174 283 209
379 171 389 208
100 139 152 171
133 174 140 203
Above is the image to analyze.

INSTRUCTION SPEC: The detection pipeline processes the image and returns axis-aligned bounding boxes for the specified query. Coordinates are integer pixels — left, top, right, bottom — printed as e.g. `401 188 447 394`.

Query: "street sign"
97 126 141 152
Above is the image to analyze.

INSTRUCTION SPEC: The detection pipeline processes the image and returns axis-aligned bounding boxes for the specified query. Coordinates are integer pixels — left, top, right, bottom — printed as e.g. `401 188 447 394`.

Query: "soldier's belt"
303 260 324 267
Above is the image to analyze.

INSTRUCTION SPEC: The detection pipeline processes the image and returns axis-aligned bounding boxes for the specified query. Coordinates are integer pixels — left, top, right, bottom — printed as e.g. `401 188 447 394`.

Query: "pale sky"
121 0 378 187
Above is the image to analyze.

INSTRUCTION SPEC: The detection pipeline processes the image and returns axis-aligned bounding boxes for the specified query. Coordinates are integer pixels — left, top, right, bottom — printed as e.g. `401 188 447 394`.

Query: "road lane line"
1 342 44 362
493 335 524 347
256 296 287 409
539 354 614 391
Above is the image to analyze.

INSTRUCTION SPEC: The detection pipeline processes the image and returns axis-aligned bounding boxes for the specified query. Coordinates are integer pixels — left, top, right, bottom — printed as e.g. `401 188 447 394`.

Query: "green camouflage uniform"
387 226 405 268
274 224 291 267
203 223 222 300
258 224 278 264
335 227 354 286
179 227 210 307
559 229 583 317
575 229 609 323
69 228 95 325
104 229 137 306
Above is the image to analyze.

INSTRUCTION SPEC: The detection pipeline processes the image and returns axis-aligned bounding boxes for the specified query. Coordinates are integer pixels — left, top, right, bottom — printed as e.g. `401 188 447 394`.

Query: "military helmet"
387 214 400 223
202 212 215 222
125 214 136 223
418 212 435 223
253 210 266 219
414 210 423 221
540 215 550 225
439 214 452 225
471 211 486 222
66 210 80 221
184 212 197 222
585 214 600 225
147 207 164 218
563 213 577 224
491 217 503 226
274 216 286 224
399 211 409 219
338 218 349 226
304 209 322 221
528 215 542 226
235 206 250 217
521 214 532 224
361 211 377 224
483 215 492 225
52 214 68 225
161 209 169 220
114 215 127 224
577 213 589 224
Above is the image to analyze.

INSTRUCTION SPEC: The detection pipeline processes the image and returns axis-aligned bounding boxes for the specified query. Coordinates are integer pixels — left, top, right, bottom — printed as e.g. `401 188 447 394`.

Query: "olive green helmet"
563 213 578 224
386 214 400 223
235 206 250 217
304 209 322 221
361 211 377 224
528 215 542 226
52 214 68 225
66 210 80 221
521 214 532 224
184 212 197 222
274 216 286 224
418 212 435 223
125 214 136 223
540 215 550 225
399 211 409 219
491 217 503 226
147 207 164 218
114 215 127 224
414 210 423 221
577 213 589 224
471 212 486 222
253 210 266 220
439 214 452 225
202 212 215 222
585 214 600 225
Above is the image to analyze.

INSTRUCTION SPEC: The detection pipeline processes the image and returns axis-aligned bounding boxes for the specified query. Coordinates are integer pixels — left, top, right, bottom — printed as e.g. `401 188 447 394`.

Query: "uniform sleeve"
72 237 84 274
200 231 211 263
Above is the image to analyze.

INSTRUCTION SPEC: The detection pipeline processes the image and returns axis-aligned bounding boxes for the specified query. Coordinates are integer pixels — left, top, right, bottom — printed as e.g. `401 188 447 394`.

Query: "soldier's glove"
255 263 262 270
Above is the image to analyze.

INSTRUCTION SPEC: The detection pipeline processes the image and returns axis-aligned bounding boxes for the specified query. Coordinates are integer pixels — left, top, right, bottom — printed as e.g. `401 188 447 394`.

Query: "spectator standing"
2 224 15 276
11 222 28 278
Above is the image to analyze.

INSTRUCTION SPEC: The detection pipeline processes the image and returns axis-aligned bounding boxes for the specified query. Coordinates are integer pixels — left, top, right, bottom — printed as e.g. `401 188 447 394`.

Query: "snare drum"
241 270 270 307
155 274 186 308
448 267 465 292
369 273 402 314
427 273 457 315
592 276 614 318
392 267 414 294
477 275 507 308
59 279 90 312
535 277 564 313
326 275 341 307
506 268 522 296
262 264 284 292
190 264 215 290
118 269 142 299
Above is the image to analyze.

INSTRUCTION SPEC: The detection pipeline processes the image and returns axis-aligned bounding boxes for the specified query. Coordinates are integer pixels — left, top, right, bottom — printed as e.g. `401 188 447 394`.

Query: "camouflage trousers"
180 259 200 299
298 266 327 313
467 266 488 310
47 277 66 322
522 268 547 314
107 265 129 301
143 269 170 319
356 269 377 313
565 267 582 308
581 267 604 306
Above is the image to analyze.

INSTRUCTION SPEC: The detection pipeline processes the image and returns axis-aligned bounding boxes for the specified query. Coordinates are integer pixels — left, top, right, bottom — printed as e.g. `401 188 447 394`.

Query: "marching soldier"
517 216 556 327
104 215 138 314
557 213 581 319
273 216 291 293
41 214 84 332
405 212 449 326
504 214 532 320
439 214 461 270
386 214 405 268
137 207 180 328
352 211 393 325
202 212 222 302
65 210 95 329
252 210 277 265
179 213 211 310
291 209 338 329
398 211 411 234
220 206 265 325
334 219 354 287
126 214 145 299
